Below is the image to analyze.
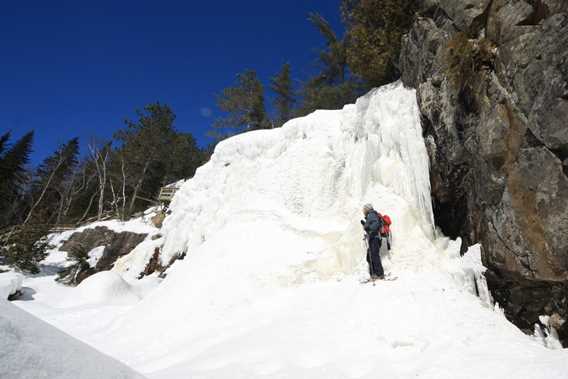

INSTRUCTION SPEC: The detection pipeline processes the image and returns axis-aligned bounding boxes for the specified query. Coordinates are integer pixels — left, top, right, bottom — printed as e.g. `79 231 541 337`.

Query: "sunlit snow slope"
24 82 568 378
0 300 146 379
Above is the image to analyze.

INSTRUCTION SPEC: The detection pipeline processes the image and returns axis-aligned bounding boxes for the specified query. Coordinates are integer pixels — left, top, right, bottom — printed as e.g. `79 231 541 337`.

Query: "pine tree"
297 78 361 117
308 13 348 85
271 63 295 127
162 133 204 184
115 103 204 215
0 224 50 274
0 132 34 227
342 0 417 86
294 12 363 116
213 70 270 135
0 132 11 156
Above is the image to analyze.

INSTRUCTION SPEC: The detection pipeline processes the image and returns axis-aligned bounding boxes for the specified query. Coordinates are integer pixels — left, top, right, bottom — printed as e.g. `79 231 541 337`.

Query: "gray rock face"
58 226 147 284
401 0 568 344
439 0 492 33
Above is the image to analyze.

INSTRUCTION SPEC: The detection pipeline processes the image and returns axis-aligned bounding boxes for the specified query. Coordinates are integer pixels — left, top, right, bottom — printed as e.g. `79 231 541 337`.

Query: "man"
360 203 385 281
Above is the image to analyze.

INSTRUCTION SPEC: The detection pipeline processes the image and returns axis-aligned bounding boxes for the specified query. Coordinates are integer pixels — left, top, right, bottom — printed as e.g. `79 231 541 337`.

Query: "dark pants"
366 233 384 277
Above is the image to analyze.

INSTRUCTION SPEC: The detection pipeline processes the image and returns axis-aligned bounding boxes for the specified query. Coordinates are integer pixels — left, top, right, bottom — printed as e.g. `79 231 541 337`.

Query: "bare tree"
119 153 127 220
23 155 64 225
89 141 110 221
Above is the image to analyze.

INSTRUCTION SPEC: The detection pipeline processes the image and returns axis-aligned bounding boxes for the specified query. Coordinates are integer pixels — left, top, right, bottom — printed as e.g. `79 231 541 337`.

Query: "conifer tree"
0 132 34 227
0 132 11 156
213 70 270 135
295 13 363 116
115 103 204 215
271 63 295 127
342 0 417 86
308 13 348 85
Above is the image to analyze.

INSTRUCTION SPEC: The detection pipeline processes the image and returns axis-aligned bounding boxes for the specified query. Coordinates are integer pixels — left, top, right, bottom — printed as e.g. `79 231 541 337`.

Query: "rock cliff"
400 0 568 344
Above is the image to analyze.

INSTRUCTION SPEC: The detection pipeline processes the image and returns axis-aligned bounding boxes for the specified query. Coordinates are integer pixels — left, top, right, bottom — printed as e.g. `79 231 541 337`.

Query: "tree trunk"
121 156 127 221
128 160 150 216
78 188 99 224
23 157 63 225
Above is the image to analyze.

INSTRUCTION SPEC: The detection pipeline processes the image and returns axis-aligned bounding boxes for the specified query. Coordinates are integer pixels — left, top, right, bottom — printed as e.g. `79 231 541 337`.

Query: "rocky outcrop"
401 0 568 344
58 227 147 285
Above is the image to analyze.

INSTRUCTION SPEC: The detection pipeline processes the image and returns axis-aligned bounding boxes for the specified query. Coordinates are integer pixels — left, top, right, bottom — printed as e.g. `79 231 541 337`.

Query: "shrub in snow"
0 224 51 273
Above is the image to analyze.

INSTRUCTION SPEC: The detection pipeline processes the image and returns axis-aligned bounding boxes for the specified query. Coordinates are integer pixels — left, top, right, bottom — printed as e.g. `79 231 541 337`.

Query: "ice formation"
11 82 568 379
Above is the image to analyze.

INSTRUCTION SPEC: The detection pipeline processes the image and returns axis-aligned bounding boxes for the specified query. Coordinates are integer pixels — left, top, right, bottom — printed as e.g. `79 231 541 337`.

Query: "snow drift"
12 82 568 378
0 299 146 379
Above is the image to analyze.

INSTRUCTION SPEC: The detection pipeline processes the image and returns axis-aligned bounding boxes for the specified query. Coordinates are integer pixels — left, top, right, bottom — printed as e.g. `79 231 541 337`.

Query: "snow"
0 272 23 299
10 82 568 378
67 271 141 306
87 246 106 267
0 299 146 379
113 237 164 280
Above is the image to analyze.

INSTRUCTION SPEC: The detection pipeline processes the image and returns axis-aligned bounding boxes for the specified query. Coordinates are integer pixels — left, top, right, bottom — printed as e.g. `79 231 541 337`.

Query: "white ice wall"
100 83 448 353
159 82 435 275
25 82 568 379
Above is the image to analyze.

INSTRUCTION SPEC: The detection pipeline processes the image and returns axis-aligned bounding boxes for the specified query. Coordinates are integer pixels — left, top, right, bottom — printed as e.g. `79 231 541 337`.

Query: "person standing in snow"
361 203 385 280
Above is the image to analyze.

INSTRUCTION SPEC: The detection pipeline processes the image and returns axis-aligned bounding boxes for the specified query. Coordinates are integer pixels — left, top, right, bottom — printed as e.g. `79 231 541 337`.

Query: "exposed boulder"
401 0 568 344
58 226 147 285
151 211 166 228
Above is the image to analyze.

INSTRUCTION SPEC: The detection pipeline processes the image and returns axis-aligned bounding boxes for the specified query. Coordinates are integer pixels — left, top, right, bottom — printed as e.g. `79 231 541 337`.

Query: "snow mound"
0 272 23 299
0 299 146 379
70 271 141 306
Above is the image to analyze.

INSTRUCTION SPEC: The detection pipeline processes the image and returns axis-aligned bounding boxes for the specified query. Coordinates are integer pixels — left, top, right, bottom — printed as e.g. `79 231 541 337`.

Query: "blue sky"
0 0 342 163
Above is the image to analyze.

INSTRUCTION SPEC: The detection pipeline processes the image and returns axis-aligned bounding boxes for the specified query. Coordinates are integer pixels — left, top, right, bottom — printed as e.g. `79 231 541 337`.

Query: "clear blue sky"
1 0 342 164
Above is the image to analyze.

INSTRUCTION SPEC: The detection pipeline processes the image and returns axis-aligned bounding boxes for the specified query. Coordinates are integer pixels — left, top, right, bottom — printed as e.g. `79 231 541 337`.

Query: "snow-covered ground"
9 82 568 378
0 299 146 379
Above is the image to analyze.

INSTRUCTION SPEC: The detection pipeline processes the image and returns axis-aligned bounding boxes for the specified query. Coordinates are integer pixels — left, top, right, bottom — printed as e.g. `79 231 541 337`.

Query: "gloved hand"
360 220 365 226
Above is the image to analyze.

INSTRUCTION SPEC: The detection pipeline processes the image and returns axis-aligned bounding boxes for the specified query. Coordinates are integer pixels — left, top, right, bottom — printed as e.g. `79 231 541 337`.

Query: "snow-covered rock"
0 272 23 300
0 299 146 379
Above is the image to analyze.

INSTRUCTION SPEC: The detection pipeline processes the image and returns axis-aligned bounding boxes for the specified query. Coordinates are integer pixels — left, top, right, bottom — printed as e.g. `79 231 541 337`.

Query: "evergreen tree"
0 132 11 156
295 12 363 116
342 0 417 86
271 63 295 127
162 133 204 184
25 138 79 225
308 13 348 85
115 103 204 215
213 70 270 135
0 132 34 227
296 78 361 117
115 103 176 215
0 224 50 274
